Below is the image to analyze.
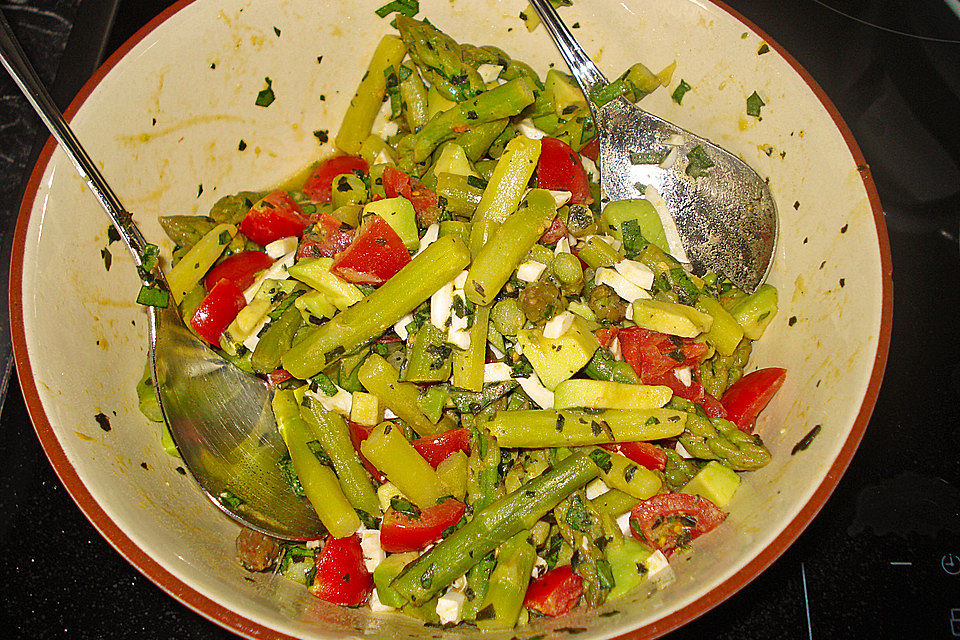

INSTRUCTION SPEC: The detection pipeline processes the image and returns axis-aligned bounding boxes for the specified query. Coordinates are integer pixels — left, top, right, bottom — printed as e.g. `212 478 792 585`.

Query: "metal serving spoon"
1 11 320 540
529 0 777 291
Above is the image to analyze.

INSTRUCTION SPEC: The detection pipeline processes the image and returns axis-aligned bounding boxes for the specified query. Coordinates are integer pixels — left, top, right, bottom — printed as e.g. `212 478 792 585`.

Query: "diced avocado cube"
294 290 338 324
350 391 382 426
287 257 364 310
606 537 654 599
363 197 419 251
517 316 600 390
436 450 469 500
630 299 713 338
426 84 456 119
373 552 419 608
730 284 778 340
695 295 744 356
544 68 587 114
434 142 476 177
601 199 670 255
553 379 673 410
681 460 740 508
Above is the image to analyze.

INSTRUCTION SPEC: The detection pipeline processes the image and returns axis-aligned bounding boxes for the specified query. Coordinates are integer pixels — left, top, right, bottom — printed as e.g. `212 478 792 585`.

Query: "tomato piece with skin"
721 367 787 433
536 137 591 205
618 326 708 382
379 498 466 553
331 214 411 285
412 428 471 469
302 155 369 203
602 441 667 471
203 250 274 292
239 190 309 246
539 216 568 245
629 493 727 557
296 211 356 259
347 421 384 482
382 166 440 223
579 136 600 163
267 368 293 387
523 565 584 617
190 279 246 345
309 534 372 607
594 327 619 349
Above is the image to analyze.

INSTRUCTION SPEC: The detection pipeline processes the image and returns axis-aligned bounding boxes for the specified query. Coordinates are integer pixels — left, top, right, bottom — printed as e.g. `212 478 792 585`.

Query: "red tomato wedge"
594 327 619 349
629 493 727 557
412 428 471 469
266 368 293 387
618 326 708 381
203 251 274 291
535 137 591 205
539 215 568 245
302 155 369 203
347 421 384 482
296 211 356 259
379 498 466 553
239 190 309 246
190 279 246 345
721 367 787 433
382 166 440 221
579 136 600 163
602 441 667 471
309 534 372 607
523 565 584 617
331 214 411 285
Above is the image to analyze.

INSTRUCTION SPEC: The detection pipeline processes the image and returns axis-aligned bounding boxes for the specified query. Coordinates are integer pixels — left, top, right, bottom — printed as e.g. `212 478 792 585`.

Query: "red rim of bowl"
8 0 893 638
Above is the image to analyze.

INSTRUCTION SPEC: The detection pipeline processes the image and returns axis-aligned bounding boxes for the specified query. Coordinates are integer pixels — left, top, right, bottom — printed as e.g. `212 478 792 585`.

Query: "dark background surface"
1 0 959 638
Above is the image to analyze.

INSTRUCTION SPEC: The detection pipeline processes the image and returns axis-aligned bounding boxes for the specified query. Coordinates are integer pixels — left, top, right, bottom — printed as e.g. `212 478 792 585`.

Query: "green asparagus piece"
358 354 443 436
336 35 408 154
452 304 491 392
576 235 622 269
588 447 662 499
299 400 380 516
273 390 360 537
465 189 556 305
663 449 700 492
281 234 471 379
396 16 486 103
606 537 654 599
391 449 599 604
398 61 429 133
583 347 641 384
699 339 752 399
251 297 303 374
590 488 639 517
454 118 509 161
410 77 536 161
485 408 687 448
403 323 453 383
671 398 772 471
462 427 503 620
475 532 536 630
472 135 542 225
729 283 778 340
435 173 483 215
158 215 216 249
360 421 447 510
552 379 672 410
166 223 236 303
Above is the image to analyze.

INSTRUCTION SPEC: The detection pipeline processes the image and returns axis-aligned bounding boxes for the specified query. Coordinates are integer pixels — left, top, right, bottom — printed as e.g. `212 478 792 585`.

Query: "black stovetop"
1 1 958 638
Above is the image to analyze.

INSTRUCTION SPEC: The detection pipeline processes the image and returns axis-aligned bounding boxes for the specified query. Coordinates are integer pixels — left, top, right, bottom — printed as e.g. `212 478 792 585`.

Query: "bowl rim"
8 0 893 638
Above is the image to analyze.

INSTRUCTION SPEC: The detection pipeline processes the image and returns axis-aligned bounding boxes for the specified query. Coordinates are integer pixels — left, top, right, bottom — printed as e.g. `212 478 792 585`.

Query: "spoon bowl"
0 10 319 540
530 0 777 291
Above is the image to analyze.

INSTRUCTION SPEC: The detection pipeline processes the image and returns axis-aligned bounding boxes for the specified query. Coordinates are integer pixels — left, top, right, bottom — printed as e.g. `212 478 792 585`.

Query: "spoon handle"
528 0 608 98
0 10 150 266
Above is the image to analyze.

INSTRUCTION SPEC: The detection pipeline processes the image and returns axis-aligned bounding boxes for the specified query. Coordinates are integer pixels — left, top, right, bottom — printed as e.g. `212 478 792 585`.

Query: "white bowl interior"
16 0 886 638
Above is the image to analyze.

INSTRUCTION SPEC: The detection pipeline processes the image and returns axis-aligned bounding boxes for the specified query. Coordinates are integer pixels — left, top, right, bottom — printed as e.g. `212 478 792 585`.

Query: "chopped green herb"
255 77 276 107
238 139 247 151
671 79 691 105
757 43 770 55
791 425 821 454
564 494 592 532
629 150 669 165
313 129 329 144
309 372 338 396
100 248 112 271
218 490 244 510
106 226 121 244
391 497 422 519
136 285 168 308
685 145 715 178
588 448 612 473
746 91 765 117
375 0 419 18
197 184 203 198
306 440 334 467
273 26 281 37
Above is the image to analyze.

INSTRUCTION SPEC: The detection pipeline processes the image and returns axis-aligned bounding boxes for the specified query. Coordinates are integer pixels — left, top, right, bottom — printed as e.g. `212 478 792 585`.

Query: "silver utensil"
1 11 320 540
529 0 777 291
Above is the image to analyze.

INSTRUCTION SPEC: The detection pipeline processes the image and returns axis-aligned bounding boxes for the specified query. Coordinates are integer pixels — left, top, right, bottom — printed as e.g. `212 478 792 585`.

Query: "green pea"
491 298 526 336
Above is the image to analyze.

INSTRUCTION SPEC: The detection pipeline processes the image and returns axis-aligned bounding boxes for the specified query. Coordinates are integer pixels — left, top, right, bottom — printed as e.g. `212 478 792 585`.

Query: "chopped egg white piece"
548 190 572 208
516 260 548 282
517 373 554 409
664 133 685 147
451 574 468 592
644 185 689 263
305 385 353 416
414 223 440 257
384 408 398 419
610 336 622 360
436 590 466 625
483 362 514 383
643 550 676 590
264 236 298 259
673 366 693 387
357 528 385 573
243 249 296 303
616 510 631 535
595 267 651 302
676 441 694 458
241 317 270 352
306 539 322 549
394 313 414 341
369 589 394 613
581 155 599 181
454 269 469 289
543 311 575 339
554 236 571 255
516 118 547 140
614 259 655 290
447 288 471 349
625 303 635 321
532 556 549 579
585 478 610 500
477 63 503 84
430 281 454 329
659 146 680 170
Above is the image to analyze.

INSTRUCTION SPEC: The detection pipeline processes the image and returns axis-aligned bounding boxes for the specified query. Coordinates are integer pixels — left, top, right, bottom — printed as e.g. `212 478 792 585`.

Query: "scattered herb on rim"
671 79 691 105
255 77 276 107
746 90 765 117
